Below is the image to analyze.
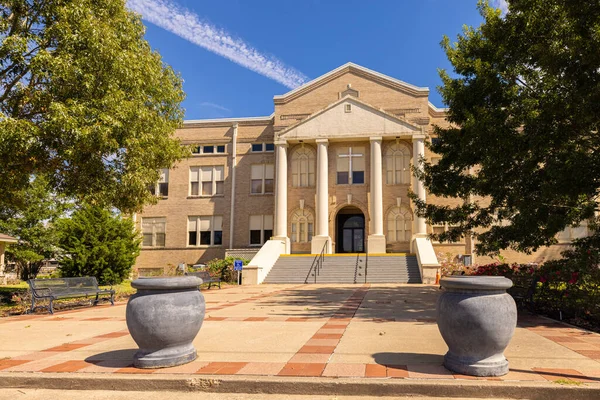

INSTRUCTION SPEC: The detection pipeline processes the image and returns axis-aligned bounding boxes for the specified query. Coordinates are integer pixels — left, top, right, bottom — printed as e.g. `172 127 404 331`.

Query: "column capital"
274 140 288 147
412 134 426 141
369 136 382 143
315 138 329 145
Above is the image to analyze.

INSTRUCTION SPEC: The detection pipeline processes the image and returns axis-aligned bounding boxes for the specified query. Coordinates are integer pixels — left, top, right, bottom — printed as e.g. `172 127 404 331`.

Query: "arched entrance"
336 206 365 253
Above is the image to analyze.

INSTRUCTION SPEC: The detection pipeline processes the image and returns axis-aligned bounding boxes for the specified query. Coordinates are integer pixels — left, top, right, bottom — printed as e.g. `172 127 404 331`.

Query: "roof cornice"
182 114 274 128
428 102 449 118
274 62 429 104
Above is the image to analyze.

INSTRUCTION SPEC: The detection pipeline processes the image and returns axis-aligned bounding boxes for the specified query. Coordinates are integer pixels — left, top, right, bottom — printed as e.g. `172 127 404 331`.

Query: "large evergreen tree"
414 0 600 255
1 0 187 213
56 204 140 284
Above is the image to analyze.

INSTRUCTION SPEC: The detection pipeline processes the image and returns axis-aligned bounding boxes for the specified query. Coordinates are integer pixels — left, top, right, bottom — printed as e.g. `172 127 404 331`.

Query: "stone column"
311 139 332 253
367 137 386 253
412 134 427 236
274 142 290 253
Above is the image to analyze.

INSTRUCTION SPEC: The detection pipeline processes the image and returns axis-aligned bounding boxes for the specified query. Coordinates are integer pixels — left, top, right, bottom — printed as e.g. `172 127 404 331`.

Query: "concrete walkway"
0 284 599 397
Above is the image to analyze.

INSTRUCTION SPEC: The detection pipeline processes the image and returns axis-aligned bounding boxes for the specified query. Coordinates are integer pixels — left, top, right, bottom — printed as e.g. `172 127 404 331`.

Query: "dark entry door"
337 214 365 253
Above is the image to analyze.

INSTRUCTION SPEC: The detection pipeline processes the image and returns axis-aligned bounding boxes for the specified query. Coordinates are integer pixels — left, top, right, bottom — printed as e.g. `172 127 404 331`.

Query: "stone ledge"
1 372 599 399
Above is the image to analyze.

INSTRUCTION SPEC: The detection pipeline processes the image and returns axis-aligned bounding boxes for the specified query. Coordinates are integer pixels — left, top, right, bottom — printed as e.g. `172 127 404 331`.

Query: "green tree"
413 0 600 255
1 0 187 213
56 204 140 284
0 177 67 280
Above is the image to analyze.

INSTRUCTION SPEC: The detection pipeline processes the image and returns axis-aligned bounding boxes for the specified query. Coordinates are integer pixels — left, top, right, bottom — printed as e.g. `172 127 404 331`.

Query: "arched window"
386 207 412 243
385 143 411 185
290 209 314 243
291 146 316 187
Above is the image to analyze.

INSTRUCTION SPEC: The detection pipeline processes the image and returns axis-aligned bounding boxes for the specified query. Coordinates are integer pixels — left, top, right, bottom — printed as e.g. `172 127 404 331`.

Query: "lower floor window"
141 217 166 247
250 215 273 245
188 216 223 246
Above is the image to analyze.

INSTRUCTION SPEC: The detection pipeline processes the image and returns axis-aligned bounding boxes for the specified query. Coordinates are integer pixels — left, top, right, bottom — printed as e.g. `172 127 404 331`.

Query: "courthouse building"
135 63 574 282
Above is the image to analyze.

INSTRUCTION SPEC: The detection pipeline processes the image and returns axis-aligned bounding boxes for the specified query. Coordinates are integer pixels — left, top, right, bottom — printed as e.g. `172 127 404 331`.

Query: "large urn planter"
126 276 205 368
436 276 517 377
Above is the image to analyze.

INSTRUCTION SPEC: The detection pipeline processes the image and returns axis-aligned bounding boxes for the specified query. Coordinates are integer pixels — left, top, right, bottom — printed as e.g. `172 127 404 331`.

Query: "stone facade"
135 63 572 273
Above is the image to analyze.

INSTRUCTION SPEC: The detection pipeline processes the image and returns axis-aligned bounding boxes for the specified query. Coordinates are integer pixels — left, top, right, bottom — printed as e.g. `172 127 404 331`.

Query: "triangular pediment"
278 96 422 141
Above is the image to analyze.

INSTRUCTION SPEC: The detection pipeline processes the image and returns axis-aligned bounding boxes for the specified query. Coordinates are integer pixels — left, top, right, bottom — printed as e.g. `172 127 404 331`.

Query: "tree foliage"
56 204 140 284
414 0 600 255
0 176 67 280
0 0 187 213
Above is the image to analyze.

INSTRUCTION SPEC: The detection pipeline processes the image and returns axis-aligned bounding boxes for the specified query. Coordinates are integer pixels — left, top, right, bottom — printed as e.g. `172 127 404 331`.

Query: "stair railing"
364 252 368 284
305 240 328 284
353 253 360 284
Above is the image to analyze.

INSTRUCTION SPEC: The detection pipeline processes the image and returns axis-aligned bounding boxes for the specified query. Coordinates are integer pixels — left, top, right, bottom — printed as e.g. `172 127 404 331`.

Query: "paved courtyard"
0 284 599 384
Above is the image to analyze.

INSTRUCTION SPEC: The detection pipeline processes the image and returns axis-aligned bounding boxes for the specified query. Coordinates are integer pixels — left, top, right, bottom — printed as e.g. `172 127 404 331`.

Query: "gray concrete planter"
126 276 205 368
436 275 517 377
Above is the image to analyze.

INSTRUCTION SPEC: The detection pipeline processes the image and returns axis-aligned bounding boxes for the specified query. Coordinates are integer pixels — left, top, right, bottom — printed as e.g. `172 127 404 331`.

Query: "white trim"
428 102 449 112
274 62 429 100
183 114 274 125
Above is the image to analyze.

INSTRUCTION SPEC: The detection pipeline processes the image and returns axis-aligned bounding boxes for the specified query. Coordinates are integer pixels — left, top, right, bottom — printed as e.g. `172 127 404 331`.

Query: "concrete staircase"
263 254 421 284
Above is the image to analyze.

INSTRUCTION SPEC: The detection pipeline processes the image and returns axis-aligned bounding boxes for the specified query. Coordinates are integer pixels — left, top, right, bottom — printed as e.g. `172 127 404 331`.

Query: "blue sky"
127 1 503 120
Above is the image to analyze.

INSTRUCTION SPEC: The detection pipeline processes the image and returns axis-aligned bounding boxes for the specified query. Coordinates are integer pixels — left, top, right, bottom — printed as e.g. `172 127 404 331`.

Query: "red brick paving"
278 363 326 377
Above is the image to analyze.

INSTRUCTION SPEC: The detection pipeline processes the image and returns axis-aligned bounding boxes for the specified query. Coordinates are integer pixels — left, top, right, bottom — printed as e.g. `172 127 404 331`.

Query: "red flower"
540 276 547 283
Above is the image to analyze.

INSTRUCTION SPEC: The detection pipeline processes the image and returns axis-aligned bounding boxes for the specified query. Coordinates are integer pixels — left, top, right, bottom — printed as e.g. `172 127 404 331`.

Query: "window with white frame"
291 146 316 187
190 166 224 196
430 223 462 242
188 216 223 246
557 221 589 243
385 143 411 185
251 164 274 194
192 144 226 154
251 143 274 152
291 209 314 243
149 169 169 197
249 215 273 245
336 146 365 184
141 217 166 247
386 207 412 242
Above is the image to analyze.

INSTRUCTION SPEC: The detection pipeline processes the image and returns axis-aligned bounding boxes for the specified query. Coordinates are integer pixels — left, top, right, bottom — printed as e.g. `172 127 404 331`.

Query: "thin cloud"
199 102 231 113
491 0 509 16
127 0 308 89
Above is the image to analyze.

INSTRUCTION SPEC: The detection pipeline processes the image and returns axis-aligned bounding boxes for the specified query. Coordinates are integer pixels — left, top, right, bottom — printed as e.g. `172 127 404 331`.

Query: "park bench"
27 277 115 314
507 275 539 311
186 270 221 289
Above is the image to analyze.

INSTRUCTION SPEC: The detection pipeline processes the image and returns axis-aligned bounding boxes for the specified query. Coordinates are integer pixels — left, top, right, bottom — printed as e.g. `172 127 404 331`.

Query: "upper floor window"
386 207 412 243
190 166 224 196
337 146 365 185
142 217 166 247
385 143 411 185
291 146 316 187
192 144 226 155
291 209 314 243
188 216 223 246
251 164 274 194
250 215 273 245
251 143 274 152
149 169 169 197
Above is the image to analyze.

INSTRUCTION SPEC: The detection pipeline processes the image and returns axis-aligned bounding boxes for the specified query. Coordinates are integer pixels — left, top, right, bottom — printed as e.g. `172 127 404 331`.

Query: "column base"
367 235 387 254
272 236 290 254
311 236 332 254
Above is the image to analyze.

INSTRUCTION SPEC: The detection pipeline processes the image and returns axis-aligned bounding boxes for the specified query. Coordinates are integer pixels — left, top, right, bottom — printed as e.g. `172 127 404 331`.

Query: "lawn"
0 280 137 317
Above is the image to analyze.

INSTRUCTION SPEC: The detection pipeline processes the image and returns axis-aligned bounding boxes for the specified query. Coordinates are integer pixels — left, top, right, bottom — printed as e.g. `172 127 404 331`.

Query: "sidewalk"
0 283 599 397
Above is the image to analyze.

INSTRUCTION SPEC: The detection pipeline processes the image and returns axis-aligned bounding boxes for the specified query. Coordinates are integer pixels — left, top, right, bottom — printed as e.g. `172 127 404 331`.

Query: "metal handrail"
305 240 328 284
353 253 360 284
364 252 368 284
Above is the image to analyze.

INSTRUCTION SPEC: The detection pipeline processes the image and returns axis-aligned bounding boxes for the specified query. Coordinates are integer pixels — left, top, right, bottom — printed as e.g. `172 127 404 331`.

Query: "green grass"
0 279 137 316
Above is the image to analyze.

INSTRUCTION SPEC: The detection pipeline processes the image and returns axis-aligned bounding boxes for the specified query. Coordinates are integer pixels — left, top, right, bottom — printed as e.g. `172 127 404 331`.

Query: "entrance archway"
335 206 365 253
